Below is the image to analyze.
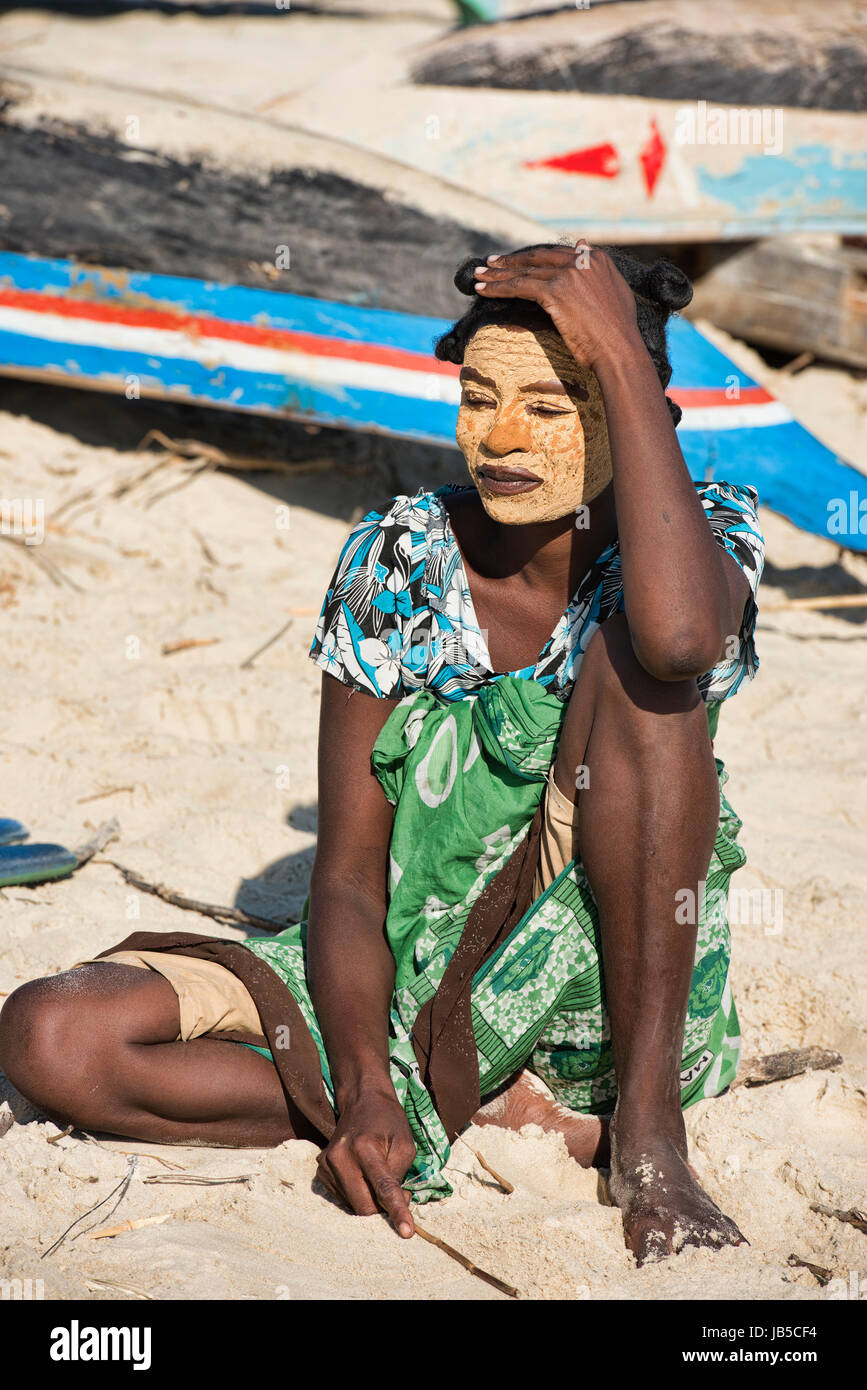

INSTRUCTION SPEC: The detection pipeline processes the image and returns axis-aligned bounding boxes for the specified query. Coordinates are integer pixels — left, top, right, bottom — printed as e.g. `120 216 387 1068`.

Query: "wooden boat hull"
1 1 864 246
421 0 867 114
1 250 864 551
286 87 866 244
0 68 554 319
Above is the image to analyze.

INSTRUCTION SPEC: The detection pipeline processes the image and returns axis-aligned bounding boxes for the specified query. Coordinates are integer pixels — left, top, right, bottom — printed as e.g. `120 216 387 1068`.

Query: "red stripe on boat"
669 386 774 407
0 289 776 406
0 288 458 376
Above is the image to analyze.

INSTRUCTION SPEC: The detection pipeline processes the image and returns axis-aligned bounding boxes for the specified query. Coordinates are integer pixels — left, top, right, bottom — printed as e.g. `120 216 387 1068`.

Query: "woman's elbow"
632 627 723 683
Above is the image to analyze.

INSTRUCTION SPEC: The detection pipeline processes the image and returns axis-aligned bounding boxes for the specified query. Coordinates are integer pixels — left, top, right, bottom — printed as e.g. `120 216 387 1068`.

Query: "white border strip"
0 307 793 429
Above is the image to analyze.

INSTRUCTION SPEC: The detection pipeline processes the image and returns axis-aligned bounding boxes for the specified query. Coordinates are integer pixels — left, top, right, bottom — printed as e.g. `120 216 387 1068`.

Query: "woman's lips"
478 465 542 496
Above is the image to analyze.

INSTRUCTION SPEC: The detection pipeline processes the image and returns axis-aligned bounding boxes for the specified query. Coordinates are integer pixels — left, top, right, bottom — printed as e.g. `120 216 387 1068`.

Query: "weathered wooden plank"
689 239 867 370
284 83 867 242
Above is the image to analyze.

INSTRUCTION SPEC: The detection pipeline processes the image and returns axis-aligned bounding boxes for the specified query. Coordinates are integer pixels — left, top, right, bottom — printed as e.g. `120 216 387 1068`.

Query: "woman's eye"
462 394 495 408
529 405 571 417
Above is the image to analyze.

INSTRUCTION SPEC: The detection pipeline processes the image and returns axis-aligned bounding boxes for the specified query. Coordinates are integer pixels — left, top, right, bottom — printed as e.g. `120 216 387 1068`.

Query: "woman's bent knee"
0 966 145 1119
0 972 75 1051
0 975 83 1108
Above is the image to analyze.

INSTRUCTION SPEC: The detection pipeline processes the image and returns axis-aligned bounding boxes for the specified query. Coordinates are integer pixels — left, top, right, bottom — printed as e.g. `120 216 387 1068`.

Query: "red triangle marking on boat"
524 142 620 178
639 120 666 196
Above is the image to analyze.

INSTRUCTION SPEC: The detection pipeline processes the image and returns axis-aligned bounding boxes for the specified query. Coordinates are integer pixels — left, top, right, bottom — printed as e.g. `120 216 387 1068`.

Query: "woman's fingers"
314 1155 345 1207
475 260 560 281
485 245 580 269
357 1146 415 1238
473 268 559 297
316 1145 372 1212
315 1149 360 1209
323 1142 380 1216
317 1136 416 1237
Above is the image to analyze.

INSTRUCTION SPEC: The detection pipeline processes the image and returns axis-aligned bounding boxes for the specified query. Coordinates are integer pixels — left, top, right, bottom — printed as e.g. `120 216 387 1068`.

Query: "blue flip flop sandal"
0 818 29 846
0 843 79 888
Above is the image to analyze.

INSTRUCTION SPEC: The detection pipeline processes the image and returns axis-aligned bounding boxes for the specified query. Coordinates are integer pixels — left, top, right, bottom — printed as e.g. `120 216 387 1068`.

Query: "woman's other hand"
316 1083 417 1237
472 243 641 370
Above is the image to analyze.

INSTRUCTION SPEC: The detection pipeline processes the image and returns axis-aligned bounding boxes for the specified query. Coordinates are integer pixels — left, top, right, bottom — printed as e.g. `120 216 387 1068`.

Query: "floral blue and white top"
309 482 765 705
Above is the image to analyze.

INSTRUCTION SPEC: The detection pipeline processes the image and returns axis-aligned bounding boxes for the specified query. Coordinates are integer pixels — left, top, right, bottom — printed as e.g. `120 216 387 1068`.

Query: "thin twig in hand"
412 1218 519 1299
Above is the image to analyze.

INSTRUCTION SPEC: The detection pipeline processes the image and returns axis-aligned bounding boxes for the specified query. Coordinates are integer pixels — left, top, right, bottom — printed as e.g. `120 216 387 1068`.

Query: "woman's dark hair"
434 244 693 426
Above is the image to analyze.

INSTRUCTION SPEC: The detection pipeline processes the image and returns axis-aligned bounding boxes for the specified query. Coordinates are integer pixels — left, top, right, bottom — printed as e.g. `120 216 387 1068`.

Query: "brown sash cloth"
95 808 542 1148
411 803 544 1142
94 932 337 1142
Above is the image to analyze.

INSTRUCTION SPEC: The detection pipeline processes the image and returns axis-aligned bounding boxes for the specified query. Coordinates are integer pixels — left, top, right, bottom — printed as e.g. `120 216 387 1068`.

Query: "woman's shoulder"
309 488 464 698
358 486 465 529
693 478 765 595
339 487 456 562
695 478 761 519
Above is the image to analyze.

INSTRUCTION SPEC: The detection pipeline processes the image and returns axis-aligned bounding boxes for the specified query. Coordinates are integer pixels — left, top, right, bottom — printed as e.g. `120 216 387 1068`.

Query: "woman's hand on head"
472 244 642 370
316 1083 417 1238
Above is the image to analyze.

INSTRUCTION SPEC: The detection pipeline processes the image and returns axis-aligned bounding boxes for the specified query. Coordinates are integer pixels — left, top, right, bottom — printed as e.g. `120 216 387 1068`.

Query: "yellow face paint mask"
456 324 613 525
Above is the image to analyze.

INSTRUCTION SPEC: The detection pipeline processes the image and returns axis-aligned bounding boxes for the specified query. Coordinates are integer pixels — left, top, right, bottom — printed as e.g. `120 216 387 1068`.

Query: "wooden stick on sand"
161 638 220 656
761 593 867 613
88 1215 171 1241
104 860 294 933
810 1203 867 1235
411 1219 519 1299
732 1046 843 1089
456 1135 514 1194
240 617 293 670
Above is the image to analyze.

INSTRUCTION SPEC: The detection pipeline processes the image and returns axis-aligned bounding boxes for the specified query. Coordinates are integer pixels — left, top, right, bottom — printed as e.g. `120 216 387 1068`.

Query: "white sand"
1 337 864 1301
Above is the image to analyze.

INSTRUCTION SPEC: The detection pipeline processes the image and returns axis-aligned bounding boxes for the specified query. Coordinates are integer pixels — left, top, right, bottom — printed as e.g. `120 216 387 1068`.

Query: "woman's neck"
457 481 617 596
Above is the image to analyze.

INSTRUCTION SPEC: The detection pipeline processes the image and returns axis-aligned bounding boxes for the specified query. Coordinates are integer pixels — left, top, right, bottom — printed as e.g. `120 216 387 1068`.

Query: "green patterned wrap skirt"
244 677 744 1201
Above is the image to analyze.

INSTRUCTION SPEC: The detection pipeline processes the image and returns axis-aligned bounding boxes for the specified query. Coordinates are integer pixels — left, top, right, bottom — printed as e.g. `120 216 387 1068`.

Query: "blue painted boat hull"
0 251 863 551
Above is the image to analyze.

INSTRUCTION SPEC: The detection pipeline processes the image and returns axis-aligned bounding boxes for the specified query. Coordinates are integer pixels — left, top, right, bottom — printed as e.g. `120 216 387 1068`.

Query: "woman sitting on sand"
0 244 764 1265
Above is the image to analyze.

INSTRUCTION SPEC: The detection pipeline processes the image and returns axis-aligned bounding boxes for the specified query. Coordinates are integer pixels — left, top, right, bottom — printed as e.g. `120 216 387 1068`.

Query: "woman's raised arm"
472 246 751 681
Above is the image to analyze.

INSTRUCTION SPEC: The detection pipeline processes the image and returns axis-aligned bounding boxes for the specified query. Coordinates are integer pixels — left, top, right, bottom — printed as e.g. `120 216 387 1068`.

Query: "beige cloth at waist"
532 766 580 899
84 774 577 1041
82 950 264 1042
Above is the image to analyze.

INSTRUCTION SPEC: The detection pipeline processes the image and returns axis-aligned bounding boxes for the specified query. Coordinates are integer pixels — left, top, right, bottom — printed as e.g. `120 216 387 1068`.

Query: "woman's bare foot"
470 1068 610 1167
609 1119 746 1265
